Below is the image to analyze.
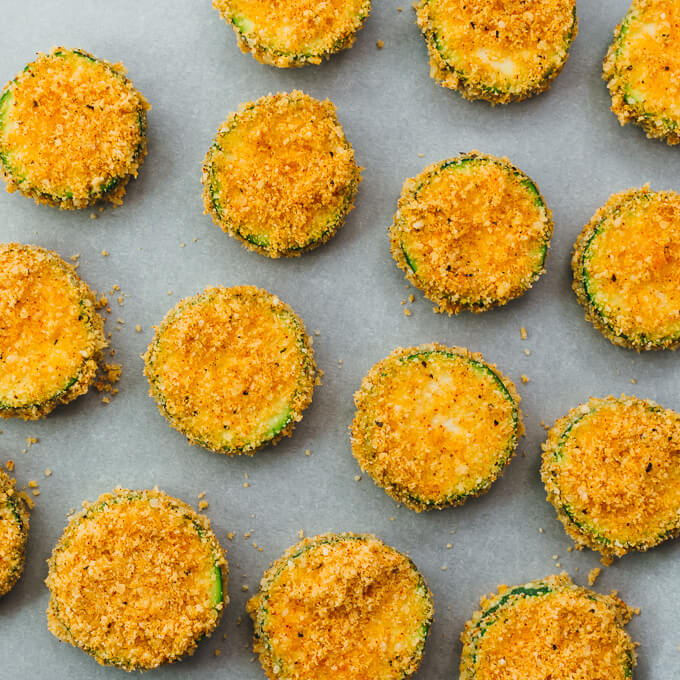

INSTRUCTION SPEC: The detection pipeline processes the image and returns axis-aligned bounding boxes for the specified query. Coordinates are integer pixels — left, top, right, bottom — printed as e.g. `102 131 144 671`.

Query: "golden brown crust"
202 91 360 258
0 47 149 209
541 395 680 558
603 0 680 145
46 487 228 671
416 0 577 104
0 468 29 597
460 574 637 679
247 532 433 680
0 243 107 419
351 343 523 511
144 285 317 455
213 0 371 67
390 152 553 314
572 187 680 351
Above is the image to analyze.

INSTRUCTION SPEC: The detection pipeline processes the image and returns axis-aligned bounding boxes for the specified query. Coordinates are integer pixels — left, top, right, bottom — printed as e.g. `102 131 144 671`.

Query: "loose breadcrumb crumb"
45 469 52 477
198 500 209 511
588 568 602 586
101 250 109 257
28 480 38 488
520 326 528 339
404 308 412 316
521 374 530 383
135 325 142 333
377 40 385 49
305 449 311 456
5 460 14 471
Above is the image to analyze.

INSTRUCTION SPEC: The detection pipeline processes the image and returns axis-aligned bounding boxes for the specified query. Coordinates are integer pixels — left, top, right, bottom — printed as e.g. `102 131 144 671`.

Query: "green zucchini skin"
212 0 371 68
0 47 149 209
390 151 553 314
460 575 637 680
0 469 30 597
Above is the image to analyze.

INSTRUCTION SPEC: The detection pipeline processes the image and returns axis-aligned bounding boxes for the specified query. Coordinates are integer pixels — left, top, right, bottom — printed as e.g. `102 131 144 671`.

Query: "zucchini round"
390 152 553 314
415 0 578 104
144 285 317 455
46 487 228 671
0 47 149 209
460 574 637 679
603 0 680 145
212 0 371 67
0 468 29 597
572 188 680 350
541 395 680 558
0 243 106 420
351 344 522 511
202 91 360 258
247 532 433 680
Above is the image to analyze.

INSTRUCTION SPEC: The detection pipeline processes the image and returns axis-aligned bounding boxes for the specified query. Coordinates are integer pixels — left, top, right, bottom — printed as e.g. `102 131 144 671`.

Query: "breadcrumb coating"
0 468 29 597
390 152 553 314
144 285 317 455
46 487 228 671
0 48 149 209
351 344 522 511
203 91 360 258
0 243 106 419
460 574 636 680
416 0 577 104
542 395 680 558
247 533 433 680
604 0 680 145
213 0 371 67
572 187 680 350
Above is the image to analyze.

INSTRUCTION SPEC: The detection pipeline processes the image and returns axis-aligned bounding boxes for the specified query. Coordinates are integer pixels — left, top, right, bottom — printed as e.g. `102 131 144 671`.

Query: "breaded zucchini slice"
0 469 30 597
604 0 680 145
460 574 637 680
390 152 553 314
542 395 680 558
351 344 522 511
572 188 680 350
203 91 360 258
46 487 228 671
247 532 433 680
144 285 317 455
0 243 106 420
0 47 149 209
415 0 578 104
213 0 371 67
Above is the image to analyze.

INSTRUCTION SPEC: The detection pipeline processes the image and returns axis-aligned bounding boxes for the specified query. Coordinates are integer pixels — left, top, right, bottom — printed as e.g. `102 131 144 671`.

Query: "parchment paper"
1 1 678 678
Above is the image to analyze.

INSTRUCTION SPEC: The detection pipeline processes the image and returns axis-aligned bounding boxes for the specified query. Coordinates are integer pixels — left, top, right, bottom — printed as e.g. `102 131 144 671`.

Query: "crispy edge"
0 468 30 597
351 343 523 511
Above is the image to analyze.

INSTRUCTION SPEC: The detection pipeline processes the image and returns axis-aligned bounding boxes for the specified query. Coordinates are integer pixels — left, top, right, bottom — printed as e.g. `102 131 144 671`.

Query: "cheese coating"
46 487 228 671
213 0 371 67
0 243 106 419
144 285 317 455
0 469 29 597
202 91 360 258
390 152 553 314
247 533 433 680
0 47 149 208
604 0 680 145
416 0 577 103
542 395 680 557
460 574 636 680
351 344 522 511
572 187 680 350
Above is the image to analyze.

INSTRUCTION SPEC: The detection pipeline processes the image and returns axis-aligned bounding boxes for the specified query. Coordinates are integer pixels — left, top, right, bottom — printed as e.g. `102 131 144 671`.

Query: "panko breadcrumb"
203 91 360 258
542 395 680 558
572 187 680 350
603 0 680 145
144 285 317 455
415 0 578 104
351 344 522 511
213 0 371 67
0 243 106 419
0 468 30 597
0 47 149 209
460 574 636 679
390 152 553 314
46 487 228 671
247 533 433 680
